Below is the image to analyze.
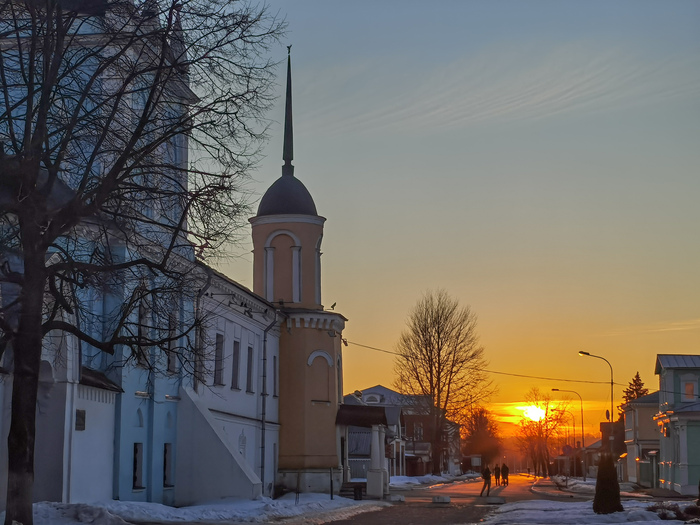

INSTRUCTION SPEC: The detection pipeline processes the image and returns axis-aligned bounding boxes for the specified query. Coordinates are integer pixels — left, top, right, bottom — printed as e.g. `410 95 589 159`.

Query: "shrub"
647 502 684 520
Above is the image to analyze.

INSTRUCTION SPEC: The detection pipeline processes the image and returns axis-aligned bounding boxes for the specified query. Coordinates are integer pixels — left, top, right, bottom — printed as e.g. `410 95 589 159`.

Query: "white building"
0 307 120 507
175 265 281 502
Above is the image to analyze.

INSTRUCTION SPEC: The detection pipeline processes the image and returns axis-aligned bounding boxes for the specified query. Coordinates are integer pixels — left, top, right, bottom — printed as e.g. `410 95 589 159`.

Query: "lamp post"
553 388 586 481
579 351 614 424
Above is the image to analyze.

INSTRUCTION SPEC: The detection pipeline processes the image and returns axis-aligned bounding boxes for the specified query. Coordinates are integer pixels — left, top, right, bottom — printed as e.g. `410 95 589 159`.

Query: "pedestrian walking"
480 465 491 497
501 463 509 486
494 464 501 486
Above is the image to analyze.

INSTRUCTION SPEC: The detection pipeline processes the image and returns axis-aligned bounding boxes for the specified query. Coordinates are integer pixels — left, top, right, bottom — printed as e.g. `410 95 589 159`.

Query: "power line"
345 339 624 386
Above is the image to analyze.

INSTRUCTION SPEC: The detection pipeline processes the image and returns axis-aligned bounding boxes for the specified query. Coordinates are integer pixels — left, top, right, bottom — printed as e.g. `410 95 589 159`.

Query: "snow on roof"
655 354 700 374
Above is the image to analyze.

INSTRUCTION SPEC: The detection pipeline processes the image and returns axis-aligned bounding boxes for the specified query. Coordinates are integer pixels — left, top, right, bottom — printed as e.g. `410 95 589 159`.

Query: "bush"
592 453 623 514
647 502 684 520
684 505 700 517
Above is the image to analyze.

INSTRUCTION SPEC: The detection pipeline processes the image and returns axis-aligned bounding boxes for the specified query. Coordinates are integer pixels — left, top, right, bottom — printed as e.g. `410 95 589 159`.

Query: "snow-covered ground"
5 475 697 525
389 471 481 489
0 493 388 525
484 499 700 525
550 475 639 497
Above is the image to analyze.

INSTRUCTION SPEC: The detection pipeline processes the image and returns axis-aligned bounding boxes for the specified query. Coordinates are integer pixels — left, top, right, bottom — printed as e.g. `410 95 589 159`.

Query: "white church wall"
193 275 280 497
175 387 262 505
69 384 116 503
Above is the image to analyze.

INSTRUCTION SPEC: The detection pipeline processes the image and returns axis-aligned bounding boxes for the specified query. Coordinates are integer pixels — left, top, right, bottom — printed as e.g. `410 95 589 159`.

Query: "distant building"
654 354 700 495
620 391 659 487
358 385 462 476
341 391 405 479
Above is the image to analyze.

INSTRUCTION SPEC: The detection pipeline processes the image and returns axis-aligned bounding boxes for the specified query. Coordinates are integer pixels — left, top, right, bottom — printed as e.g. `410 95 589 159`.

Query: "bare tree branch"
393 289 495 474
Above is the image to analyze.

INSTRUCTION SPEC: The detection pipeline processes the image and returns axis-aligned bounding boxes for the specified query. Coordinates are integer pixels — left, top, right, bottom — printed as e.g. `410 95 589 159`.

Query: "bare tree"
516 387 569 477
0 0 283 522
393 289 493 475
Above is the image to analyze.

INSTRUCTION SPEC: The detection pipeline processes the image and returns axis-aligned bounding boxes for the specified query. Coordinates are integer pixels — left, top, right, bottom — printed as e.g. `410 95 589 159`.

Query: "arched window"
264 230 302 304
308 351 332 402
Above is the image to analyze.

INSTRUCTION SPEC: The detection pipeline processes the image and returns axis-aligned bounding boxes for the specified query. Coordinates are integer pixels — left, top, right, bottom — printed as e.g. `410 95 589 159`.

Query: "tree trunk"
432 411 443 475
5 252 46 525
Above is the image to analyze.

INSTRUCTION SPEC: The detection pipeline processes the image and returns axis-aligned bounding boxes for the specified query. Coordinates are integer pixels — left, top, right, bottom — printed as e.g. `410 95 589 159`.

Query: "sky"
219 0 700 435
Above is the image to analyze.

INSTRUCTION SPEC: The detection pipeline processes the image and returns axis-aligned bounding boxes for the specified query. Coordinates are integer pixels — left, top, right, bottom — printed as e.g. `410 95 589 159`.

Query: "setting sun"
522 406 546 422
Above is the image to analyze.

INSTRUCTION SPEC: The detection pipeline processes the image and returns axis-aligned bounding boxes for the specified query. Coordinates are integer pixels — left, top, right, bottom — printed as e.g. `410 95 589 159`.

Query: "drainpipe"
260 310 281 495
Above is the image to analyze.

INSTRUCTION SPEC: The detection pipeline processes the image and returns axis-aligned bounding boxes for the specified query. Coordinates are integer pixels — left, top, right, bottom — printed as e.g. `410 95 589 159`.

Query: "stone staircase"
339 481 367 500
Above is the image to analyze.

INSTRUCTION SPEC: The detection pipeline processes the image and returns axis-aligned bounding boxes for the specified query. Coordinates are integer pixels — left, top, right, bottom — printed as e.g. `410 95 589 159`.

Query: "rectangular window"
137 300 149 366
684 381 696 401
167 314 177 374
133 443 144 489
414 422 423 441
194 325 204 392
163 443 174 487
246 345 254 393
231 341 240 390
214 333 224 385
273 355 278 397
75 409 86 431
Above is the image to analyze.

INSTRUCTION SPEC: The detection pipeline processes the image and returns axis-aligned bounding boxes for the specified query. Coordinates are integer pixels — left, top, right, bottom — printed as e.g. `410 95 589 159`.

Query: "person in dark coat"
494 464 501 486
480 465 491 496
501 463 509 486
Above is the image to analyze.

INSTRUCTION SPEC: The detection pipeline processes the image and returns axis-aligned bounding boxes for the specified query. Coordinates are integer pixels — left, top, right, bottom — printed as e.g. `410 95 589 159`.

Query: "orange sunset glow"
220 0 699 447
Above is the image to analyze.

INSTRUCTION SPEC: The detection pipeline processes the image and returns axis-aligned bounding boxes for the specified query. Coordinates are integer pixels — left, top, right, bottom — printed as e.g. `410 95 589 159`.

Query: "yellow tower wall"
249 215 325 310
276 313 345 469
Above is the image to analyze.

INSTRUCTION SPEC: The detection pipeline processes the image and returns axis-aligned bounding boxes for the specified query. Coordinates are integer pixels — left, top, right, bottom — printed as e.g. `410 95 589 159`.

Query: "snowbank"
551 475 645 497
389 472 481 489
484 499 698 525
0 493 387 525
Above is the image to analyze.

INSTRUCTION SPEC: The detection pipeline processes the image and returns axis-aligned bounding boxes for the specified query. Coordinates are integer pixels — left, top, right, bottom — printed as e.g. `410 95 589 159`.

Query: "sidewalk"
532 476 696 501
531 477 580 498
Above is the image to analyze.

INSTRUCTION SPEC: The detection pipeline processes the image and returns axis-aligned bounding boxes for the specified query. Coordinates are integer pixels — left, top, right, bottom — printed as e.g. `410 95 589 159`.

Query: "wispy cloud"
601 318 700 337
297 42 700 137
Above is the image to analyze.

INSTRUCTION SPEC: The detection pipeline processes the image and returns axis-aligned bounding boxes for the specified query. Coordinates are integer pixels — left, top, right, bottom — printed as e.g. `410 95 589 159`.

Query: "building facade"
654 354 700 495
621 391 659 486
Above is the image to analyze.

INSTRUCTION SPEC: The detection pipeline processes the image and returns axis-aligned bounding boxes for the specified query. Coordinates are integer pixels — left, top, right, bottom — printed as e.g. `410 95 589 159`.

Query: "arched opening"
308 351 332 402
264 230 302 304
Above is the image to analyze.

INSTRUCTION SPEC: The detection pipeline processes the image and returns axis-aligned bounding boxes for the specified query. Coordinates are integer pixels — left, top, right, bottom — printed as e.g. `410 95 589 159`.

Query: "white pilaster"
292 246 301 303
264 247 275 301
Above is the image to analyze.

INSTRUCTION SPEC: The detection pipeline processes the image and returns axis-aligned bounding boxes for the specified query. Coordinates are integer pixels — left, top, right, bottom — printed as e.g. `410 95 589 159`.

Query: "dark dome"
257 174 318 217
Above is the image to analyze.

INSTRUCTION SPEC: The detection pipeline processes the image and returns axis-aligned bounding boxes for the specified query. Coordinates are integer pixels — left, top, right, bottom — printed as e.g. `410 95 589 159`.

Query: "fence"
348 458 370 480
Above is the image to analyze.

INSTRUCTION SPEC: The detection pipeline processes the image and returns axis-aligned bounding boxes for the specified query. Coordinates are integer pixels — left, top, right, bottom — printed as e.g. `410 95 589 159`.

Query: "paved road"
316 474 588 524
136 476 585 525
395 473 538 502
395 473 587 503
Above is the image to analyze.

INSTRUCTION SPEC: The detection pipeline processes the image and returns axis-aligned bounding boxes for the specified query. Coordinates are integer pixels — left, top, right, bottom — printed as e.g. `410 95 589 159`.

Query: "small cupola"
250 48 325 309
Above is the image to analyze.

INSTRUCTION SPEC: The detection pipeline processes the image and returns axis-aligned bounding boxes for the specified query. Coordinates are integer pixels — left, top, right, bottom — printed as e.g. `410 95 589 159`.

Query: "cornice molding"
250 214 326 227
285 311 345 333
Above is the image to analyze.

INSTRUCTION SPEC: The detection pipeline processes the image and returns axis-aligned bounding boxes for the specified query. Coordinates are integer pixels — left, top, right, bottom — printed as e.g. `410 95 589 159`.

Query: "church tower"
250 49 346 493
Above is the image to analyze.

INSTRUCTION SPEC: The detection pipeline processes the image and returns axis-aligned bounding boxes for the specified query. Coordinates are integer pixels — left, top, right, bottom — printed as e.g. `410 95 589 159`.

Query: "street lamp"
578 351 614 425
552 388 586 481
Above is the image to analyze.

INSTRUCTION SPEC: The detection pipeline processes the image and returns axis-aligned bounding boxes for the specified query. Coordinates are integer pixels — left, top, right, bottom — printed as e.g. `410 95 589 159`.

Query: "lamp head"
579 351 590 356
552 388 560 392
